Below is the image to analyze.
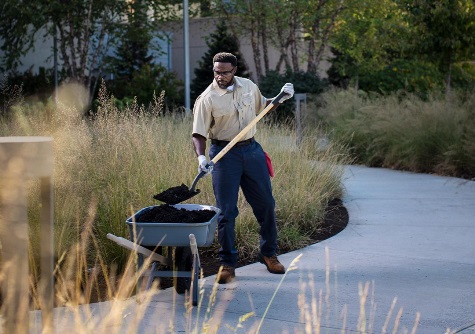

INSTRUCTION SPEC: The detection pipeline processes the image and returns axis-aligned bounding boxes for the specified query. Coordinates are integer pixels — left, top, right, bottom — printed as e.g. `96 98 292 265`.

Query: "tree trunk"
240 0 262 81
250 21 263 80
445 61 452 99
354 75 359 96
274 15 292 72
256 0 269 74
260 23 270 73
289 9 299 72
275 48 291 72
315 0 343 69
307 32 317 73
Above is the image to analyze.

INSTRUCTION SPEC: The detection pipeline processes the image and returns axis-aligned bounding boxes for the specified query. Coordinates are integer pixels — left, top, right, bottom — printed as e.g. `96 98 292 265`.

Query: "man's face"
213 62 236 89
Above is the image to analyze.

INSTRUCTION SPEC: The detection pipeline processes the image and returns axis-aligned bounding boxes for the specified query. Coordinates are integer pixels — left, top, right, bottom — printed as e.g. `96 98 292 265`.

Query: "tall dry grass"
318 88 475 179
0 81 348 305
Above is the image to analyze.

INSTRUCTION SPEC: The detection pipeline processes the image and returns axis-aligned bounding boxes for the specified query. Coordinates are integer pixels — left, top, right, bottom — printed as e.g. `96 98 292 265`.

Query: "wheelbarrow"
107 203 220 306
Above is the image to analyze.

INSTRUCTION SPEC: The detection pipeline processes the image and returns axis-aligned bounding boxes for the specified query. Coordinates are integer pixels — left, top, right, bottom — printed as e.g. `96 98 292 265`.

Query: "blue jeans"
209 140 277 267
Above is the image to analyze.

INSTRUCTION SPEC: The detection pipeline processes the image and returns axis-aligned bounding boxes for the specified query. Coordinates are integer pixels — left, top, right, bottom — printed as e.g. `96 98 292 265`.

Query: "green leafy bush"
451 62 475 93
5 67 56 98
359 59 444 97
319 88 475 179
104 63 183 111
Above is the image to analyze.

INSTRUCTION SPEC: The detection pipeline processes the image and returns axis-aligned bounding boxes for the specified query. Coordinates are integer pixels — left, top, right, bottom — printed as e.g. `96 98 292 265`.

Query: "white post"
294 94 307 148
0 137 54 333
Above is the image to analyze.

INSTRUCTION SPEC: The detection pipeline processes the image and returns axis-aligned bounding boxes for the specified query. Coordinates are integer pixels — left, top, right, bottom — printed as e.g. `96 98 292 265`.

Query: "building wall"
166 17 332 84
0 30 55 74
1 17 332 85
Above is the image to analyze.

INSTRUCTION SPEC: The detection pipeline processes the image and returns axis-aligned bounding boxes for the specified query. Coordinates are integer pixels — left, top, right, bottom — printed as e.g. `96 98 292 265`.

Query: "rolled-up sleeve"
192 95 213 138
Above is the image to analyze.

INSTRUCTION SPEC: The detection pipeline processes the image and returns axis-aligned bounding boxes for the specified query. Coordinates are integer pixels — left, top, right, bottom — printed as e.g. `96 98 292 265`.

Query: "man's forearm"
192 134 207 156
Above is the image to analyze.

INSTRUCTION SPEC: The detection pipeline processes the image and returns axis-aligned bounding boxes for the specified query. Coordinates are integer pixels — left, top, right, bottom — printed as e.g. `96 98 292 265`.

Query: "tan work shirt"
192 76 267 141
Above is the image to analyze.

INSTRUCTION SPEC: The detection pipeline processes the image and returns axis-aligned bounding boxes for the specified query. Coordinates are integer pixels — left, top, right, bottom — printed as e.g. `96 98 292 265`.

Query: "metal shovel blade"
152 183 200 205
153 169 207 204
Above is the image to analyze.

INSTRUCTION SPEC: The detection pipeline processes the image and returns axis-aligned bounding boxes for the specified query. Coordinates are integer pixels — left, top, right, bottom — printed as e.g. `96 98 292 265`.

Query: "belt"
211 137 254 147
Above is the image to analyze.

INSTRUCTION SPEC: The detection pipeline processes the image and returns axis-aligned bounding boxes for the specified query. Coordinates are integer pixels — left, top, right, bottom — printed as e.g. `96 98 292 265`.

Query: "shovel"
153 90 290 204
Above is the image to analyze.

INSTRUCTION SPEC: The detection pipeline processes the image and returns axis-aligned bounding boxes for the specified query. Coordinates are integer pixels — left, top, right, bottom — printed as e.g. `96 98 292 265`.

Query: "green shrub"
451 62 475 93
4 67 58 98
1 67 65 115
319 88 475 179
359 59 444 97
357 59 475 98
104 63 183 111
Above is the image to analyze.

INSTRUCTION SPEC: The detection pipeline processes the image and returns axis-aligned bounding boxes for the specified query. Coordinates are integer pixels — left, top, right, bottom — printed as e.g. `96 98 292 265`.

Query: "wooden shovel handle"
189 91 290 193
210 91 289 164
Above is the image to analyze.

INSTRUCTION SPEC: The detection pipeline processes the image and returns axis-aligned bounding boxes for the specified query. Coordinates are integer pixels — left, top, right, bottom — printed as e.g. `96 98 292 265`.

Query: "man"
192 52 294 284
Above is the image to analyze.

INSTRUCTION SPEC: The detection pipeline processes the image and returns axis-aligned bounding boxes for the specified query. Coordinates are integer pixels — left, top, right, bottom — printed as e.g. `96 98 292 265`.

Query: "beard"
216 77 234 89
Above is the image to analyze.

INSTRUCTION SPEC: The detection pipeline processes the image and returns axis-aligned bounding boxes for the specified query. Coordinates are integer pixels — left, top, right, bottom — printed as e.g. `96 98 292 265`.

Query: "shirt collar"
212 76 244 96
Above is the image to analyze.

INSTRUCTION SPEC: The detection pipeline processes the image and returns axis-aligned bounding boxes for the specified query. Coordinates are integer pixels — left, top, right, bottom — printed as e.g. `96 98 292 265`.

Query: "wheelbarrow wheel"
174 246 192 294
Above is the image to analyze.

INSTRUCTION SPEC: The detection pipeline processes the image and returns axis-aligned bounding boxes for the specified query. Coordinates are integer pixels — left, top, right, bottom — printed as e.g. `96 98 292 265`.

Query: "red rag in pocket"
264 151 275 177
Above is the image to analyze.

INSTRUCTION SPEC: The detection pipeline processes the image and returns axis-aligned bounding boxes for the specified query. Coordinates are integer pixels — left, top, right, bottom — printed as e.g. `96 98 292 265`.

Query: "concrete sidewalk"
32 166 475 333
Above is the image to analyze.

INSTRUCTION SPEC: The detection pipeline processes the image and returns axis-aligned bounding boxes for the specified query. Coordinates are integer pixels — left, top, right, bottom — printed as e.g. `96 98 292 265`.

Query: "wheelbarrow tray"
126 204 220 247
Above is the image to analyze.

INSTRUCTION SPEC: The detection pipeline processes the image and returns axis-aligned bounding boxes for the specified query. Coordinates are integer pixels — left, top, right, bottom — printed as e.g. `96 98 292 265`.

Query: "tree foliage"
107 0 155 81
190 19 249 103
0 0 177 104
330 0 475 95
216 0 343 79
403 0 475 93
1 0 473 106
330 0 410 91
102 0 182 108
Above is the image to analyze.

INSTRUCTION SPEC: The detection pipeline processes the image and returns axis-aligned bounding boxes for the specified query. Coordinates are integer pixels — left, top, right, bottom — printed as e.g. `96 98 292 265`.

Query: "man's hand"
198 155 213 175
278 83 294 102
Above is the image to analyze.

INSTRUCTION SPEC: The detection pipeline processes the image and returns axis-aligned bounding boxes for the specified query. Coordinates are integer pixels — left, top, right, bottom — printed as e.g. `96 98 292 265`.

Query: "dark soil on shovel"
152 184 200 205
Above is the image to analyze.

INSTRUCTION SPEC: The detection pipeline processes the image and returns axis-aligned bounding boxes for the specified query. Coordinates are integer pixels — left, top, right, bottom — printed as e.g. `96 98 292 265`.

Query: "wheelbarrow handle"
106 233 170 266
189 234 198 256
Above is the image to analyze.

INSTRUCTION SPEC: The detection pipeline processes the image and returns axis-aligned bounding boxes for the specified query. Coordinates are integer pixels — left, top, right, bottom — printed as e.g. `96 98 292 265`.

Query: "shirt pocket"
238 92 256 128
241 92 253 107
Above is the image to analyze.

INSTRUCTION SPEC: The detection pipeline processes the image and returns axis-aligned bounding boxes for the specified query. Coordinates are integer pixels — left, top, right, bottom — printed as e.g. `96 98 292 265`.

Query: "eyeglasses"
213 67 235 76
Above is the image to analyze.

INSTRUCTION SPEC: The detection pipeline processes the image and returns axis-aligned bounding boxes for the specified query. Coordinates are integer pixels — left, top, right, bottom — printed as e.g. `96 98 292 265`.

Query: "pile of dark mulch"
134 204 216 223
310 198 349 242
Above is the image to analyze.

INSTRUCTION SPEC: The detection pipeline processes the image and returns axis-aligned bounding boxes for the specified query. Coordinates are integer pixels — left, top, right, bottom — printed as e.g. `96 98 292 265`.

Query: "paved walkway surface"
31 166 475 333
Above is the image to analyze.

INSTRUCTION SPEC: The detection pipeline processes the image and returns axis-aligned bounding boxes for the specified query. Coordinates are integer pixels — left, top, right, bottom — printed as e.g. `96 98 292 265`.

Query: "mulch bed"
87 199 348 302
155 198 349 289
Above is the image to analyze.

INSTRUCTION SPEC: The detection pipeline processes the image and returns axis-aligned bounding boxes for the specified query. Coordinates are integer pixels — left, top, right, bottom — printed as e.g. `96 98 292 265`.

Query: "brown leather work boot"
258 253 285 274
217 265 235 284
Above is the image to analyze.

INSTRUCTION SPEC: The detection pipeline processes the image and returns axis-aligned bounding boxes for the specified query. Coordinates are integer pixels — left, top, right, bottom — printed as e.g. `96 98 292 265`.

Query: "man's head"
212 52 237 89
